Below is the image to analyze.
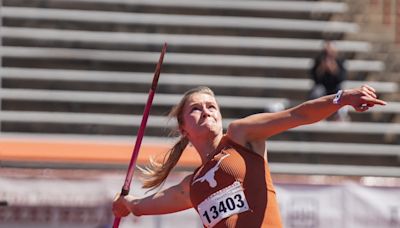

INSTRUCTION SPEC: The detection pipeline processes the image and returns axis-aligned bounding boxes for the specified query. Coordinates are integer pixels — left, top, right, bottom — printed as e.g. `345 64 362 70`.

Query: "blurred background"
0 0 399 227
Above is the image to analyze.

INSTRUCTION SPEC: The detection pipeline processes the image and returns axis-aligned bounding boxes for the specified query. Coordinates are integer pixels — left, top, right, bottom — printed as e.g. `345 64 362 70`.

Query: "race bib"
197 181 250 227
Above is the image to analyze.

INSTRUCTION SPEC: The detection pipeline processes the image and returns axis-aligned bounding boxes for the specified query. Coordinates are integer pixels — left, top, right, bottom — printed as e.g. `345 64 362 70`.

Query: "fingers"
361 84 376 93
113 204 130 217
112 194 131 217
361 96 387 106
360 85 386 104
355 97 386 113
360 85 377 99
355 104 369 112
352 85 387 112
113 193 121 202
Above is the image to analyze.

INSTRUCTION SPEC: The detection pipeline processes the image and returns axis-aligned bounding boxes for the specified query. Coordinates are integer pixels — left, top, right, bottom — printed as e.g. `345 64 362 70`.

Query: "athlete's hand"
112 193 139 217
342 85 387 112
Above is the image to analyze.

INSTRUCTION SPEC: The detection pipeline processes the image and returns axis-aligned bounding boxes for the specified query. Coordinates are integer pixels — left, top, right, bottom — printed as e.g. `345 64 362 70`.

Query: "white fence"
0 174 399 228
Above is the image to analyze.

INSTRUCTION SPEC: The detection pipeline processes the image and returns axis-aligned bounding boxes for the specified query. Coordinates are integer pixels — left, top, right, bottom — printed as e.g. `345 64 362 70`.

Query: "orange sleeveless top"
190 136 283 228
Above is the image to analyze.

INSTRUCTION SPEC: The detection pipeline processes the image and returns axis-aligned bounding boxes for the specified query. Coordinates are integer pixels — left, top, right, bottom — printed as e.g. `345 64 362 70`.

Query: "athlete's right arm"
113 174 193 217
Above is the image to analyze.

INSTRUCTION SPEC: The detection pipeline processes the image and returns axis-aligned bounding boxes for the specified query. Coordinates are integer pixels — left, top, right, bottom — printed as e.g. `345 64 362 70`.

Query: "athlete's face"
180 93 223 139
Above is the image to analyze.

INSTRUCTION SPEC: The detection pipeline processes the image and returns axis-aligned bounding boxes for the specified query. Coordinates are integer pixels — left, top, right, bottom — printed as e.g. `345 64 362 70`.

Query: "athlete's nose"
202 107 212 118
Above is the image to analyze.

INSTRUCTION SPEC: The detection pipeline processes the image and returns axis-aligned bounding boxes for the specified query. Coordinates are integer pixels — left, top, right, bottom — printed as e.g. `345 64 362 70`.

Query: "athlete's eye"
191 106 201 112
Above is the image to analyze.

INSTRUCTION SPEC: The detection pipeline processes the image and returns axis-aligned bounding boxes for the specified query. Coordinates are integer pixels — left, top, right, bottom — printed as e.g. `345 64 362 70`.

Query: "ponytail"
140 136 189 190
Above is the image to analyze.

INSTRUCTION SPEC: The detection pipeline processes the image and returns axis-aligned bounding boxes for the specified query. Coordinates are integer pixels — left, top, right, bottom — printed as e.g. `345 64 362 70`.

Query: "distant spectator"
309 41 349 121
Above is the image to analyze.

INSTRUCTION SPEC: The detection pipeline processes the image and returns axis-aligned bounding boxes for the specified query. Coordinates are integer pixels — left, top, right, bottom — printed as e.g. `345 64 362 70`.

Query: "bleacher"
1 0 399 177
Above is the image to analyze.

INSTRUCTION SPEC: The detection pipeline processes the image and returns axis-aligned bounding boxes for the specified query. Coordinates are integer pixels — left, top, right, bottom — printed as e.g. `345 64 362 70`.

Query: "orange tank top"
190 136 283 228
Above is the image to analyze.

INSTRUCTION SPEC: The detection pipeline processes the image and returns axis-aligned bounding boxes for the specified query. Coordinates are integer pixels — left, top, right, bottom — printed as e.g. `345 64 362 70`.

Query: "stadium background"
0 0 399 227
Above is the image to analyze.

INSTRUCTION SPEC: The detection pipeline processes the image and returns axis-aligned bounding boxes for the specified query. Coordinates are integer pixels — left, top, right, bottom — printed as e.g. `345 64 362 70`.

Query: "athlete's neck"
191 133 223 164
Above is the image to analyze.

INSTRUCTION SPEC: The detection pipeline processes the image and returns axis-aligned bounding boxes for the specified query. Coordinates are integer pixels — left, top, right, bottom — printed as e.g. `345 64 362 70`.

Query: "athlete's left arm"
113 174 193 217
227 85 386 141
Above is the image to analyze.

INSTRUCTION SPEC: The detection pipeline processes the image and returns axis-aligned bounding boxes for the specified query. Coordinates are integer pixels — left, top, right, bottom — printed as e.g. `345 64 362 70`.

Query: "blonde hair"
141 86 216 190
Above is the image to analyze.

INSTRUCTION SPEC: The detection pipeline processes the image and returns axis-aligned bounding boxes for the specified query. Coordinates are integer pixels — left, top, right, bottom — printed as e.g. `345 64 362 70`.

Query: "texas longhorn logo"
192 153 230 188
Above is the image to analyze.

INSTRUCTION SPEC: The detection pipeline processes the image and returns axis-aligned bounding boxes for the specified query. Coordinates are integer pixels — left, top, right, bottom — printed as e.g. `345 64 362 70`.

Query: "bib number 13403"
197 182 249 227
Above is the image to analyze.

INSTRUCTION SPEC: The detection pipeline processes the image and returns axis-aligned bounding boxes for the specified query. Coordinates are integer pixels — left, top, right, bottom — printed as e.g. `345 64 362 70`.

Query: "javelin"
113 42 167 228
